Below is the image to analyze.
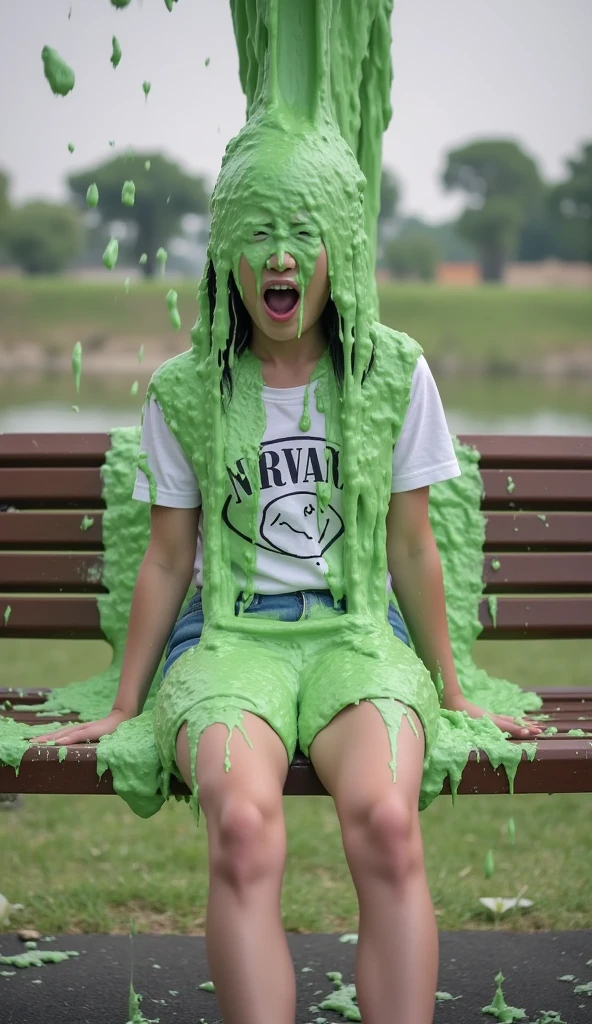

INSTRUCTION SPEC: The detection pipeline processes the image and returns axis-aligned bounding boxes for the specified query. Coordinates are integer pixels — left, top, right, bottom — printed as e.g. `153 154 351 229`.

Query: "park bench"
0 432 591 799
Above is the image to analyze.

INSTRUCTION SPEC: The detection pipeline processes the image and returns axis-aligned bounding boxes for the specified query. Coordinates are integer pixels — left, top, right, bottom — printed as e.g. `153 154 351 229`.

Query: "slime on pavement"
0 1 539 835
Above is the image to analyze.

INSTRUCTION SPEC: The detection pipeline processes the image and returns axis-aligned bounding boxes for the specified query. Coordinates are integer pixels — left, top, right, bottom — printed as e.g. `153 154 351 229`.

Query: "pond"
0 371 591 435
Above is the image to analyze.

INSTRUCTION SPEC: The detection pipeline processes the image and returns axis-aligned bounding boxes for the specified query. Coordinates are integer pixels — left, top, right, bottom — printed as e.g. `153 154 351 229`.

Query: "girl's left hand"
442 693 543 738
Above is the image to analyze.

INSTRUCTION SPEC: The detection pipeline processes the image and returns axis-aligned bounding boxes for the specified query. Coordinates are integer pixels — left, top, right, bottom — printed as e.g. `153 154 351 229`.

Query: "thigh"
176 711 289 821
309 699 425 816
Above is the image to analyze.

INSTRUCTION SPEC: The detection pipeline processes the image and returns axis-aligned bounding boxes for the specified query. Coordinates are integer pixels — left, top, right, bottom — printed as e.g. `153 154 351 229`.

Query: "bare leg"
177 713 295 1024
309 700 438 1024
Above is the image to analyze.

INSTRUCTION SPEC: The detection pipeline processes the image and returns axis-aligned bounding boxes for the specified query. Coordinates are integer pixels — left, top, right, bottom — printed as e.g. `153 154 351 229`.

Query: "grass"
0 277 591 368
1 637 591 934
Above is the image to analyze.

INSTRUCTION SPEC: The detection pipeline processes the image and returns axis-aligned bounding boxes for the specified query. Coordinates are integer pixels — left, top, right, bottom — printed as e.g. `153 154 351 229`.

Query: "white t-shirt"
133 355 460 593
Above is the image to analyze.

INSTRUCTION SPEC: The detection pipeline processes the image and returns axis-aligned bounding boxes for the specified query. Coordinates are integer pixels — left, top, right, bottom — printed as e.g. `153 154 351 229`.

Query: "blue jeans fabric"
162 589 410 678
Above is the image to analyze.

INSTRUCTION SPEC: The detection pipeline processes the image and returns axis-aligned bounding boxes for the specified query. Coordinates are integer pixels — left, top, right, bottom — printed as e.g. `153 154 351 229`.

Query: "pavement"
1 930 591 1023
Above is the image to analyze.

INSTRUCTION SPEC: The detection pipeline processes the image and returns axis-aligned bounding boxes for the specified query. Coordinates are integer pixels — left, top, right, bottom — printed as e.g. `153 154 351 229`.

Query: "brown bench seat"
1 432 591 798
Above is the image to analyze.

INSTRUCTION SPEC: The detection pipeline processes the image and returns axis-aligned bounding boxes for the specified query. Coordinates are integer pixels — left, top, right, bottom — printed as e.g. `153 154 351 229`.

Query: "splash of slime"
41 47 75 96
0 0 540 826
71 341 82 393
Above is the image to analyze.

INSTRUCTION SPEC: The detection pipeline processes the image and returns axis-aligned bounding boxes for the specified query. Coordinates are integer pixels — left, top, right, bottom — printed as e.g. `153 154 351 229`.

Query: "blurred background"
0 0 591 435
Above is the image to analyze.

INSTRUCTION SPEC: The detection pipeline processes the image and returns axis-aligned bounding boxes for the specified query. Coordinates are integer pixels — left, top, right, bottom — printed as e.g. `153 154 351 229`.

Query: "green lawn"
0 277 590 368
1 637 590 935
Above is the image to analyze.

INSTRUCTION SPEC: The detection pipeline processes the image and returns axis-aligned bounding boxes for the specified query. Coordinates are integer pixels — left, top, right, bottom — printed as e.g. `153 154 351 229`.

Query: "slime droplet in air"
110 0 133 8
484 849 495 879
507 818 516 844
130 381 139 397
41 46 75 97
124 278 130 294
137 344 145 363
71 341 82 393
109 140 116 148
164 0 179 11
139 253 148 265
3 606 11 627
67 142 75 153
103 238 119 270
166 289 181 329
80 516 94 532
156 247 167 274
144 160 151 171
142 81 151 101
111 36 122 69
491 558 501 572
205 57 210 67
86 183 99 208
72 405 79 413
121 180 136 207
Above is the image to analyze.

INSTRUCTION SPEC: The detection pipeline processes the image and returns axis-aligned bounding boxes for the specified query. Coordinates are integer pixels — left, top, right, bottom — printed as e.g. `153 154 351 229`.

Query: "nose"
266 250 296 272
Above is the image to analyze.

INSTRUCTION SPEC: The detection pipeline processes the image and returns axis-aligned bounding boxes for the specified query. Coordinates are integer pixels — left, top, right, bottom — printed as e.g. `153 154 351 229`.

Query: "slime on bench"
0 0 540 819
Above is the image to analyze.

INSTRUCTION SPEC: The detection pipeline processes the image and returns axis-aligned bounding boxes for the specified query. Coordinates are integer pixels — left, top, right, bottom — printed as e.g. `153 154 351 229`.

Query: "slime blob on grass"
111 36 122 69
103 238 119 270
41 46 75 96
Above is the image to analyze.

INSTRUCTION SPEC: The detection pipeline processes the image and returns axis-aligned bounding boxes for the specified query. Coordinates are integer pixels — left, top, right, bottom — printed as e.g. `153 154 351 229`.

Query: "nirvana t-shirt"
133 355 460 593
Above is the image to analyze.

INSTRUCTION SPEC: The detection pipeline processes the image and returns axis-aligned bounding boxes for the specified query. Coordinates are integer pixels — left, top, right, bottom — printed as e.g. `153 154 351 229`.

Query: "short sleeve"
391 356 461 492
133 396 201 507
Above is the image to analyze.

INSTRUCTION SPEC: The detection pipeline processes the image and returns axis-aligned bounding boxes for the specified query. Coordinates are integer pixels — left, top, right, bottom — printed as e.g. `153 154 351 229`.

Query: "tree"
548 141 592 262
442 140 543 281
4 201 84 274
69 153 210 277
382 233 441 281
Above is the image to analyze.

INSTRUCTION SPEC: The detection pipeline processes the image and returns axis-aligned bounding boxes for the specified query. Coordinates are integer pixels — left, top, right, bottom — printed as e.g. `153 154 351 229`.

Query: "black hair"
206 260 372 397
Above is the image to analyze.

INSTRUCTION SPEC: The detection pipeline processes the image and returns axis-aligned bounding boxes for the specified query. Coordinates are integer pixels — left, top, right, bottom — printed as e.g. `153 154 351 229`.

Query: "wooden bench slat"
483 551 592 592
483 512 592 551
2 595 591 640
481 469 592 510
0 467 104 508
1 550 589 595
5 467 590 512
1 740 590 797
1 511 589 554
0 511 104 550
0 553 105 592
459 434 592 469
478 596 592 638
0 433 110 467
2 433 590 470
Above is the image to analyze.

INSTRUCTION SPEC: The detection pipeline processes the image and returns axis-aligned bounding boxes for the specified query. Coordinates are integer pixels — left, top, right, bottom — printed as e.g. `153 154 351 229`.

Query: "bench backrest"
1 433 591 641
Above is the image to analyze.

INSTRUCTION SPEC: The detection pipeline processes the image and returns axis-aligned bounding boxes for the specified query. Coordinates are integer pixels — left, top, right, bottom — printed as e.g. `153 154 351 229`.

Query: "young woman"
36 92 542 1024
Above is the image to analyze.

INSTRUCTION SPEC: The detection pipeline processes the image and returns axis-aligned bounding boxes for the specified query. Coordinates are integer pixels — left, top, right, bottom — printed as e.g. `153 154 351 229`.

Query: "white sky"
1 0 590 221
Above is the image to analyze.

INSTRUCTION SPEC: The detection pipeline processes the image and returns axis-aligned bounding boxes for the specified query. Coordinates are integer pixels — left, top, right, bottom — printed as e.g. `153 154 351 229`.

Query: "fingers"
30 723 94 745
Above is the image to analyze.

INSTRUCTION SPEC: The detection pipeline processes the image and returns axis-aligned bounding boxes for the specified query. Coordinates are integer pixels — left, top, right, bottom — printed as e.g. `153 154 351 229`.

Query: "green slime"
0 0 540 821
41 46 75 97
111 36 122 70
482 971 527 1022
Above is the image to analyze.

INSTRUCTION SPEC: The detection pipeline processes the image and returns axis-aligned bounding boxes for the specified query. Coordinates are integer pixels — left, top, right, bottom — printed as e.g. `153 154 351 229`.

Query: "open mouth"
262 284 300 322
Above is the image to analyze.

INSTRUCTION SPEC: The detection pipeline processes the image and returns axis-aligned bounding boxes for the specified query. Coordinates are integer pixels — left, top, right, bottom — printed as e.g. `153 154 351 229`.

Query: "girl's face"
237 216 330 343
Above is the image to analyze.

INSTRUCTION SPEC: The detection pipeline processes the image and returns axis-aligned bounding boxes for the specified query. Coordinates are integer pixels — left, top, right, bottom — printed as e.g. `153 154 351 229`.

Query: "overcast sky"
1 0 590 221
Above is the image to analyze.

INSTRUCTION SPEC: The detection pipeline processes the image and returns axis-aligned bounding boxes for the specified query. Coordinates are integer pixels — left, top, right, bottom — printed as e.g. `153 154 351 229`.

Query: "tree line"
0 138 590 281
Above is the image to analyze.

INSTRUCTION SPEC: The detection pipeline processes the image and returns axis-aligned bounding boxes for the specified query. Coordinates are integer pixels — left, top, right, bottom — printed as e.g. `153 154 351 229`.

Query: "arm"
112 503 200 717
34 504 200 743
386 486 460 702
386 487 541 738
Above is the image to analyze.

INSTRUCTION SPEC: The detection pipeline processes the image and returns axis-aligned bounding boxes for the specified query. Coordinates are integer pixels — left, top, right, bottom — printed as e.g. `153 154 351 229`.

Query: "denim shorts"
163 589 410 678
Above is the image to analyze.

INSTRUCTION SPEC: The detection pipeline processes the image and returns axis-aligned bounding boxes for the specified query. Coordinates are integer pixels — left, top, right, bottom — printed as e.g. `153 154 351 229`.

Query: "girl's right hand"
31 709 131 746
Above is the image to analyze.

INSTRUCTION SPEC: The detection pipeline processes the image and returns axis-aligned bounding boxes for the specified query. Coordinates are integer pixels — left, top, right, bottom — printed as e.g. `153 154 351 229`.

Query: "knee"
343 795 423 884
208 796 285 888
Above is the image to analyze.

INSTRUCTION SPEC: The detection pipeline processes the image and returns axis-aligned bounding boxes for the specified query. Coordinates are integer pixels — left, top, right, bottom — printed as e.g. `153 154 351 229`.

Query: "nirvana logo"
222 434 344 559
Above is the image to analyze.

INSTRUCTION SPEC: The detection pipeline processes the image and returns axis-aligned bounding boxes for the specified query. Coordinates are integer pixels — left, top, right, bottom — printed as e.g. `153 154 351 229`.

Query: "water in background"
0 372 591 435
